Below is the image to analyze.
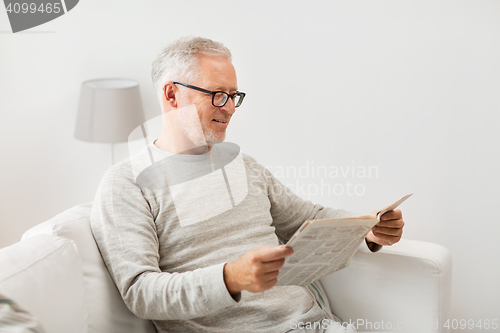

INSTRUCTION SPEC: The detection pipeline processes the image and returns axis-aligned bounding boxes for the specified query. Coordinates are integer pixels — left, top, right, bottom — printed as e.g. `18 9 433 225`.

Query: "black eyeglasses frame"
172 82 246 108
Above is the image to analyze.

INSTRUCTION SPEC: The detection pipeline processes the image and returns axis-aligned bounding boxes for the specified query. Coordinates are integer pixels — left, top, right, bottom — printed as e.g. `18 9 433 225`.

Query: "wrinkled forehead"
195 54 238 91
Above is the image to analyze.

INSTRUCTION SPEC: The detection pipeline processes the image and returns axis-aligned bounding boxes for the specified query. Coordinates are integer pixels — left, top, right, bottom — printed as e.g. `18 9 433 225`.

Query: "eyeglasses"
173 82 246 108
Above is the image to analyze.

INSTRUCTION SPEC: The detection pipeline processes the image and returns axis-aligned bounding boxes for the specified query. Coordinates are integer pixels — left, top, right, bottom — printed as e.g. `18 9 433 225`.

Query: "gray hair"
151 36 232 103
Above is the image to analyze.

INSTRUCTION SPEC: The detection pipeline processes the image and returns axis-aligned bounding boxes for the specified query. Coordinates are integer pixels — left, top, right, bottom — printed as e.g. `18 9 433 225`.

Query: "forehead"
196 54 238 91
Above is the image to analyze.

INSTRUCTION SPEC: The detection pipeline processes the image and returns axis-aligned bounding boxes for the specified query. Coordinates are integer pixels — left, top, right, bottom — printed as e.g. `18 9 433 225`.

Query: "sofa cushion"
0 235 88 333
22 202 156 333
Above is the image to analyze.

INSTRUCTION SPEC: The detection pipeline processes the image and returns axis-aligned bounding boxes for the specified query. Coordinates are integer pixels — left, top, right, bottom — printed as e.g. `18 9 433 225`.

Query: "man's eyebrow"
214 86 238 92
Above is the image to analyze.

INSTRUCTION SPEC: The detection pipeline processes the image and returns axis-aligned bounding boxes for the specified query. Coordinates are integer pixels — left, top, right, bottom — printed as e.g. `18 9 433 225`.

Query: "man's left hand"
365 209 405 246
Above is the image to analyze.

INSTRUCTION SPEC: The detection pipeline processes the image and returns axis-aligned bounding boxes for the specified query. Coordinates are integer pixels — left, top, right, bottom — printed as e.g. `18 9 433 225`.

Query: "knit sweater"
90 139 357 333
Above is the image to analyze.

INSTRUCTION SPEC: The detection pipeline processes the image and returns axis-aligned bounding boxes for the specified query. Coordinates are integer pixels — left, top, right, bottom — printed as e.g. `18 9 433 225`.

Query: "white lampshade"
74 78 146 143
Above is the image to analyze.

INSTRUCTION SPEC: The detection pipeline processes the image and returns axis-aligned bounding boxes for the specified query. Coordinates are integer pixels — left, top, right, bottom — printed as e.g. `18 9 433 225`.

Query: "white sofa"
0 202 452 333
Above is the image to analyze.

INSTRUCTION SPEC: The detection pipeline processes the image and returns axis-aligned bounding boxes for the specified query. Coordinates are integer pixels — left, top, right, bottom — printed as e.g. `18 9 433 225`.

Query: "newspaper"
276 194 413 286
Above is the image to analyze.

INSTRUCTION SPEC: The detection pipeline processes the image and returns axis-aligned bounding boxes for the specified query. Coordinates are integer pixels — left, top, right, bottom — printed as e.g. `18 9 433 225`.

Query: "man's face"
178 54 238 145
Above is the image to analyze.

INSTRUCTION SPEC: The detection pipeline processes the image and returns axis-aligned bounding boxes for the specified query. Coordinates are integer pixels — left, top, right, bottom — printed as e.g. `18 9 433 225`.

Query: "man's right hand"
223 246 294 295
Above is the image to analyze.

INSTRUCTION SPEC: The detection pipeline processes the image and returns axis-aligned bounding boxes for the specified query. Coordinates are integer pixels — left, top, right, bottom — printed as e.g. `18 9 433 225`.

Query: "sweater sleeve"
244 155 387 253
264 167 384 252
245 156 358 242
259 163 383 253
90 166 238 321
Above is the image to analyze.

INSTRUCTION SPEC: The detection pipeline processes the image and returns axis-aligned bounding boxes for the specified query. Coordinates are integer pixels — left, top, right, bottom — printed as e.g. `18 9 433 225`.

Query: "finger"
260 277 279 291
250 267 281 289
260 245 293 262
376 218 405 228
369 229 402 245
256 246 294 263
379 209 402 221
372 233 401 246
258 258 286 274
372 226 402 237
262 270 280 281
247 277 278 293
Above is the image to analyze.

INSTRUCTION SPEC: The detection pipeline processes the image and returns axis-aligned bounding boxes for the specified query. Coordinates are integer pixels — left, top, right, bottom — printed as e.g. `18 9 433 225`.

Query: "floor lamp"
74 78 146 165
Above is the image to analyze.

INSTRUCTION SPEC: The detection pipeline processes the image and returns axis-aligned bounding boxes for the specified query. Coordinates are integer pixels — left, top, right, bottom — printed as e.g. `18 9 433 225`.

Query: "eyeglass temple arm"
173 82 214 95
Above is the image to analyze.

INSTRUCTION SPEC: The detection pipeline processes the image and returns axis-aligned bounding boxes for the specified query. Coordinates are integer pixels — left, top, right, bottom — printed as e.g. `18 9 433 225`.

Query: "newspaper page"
276 194 413 286
276 216 376 286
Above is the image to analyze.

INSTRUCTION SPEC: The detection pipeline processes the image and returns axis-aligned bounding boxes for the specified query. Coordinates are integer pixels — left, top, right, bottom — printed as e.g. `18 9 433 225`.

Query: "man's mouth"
212 119 227 124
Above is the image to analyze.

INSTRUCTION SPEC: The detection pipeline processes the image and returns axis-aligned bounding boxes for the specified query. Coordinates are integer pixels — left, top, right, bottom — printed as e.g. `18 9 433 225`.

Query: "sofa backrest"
22 202 157 333
0 234 88 333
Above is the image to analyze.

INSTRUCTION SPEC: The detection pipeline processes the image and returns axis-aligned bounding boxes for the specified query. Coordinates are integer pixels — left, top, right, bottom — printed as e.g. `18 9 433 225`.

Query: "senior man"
90 36 405 333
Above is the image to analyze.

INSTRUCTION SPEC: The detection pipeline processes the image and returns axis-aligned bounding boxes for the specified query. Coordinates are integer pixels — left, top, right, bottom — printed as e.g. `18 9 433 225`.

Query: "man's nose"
220 97 236 114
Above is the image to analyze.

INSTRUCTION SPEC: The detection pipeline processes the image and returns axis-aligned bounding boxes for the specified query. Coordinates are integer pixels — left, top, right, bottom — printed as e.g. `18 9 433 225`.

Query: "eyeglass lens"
213 92 243 107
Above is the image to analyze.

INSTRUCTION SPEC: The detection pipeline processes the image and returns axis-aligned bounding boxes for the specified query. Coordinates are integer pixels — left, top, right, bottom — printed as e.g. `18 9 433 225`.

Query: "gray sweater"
90 140 357 333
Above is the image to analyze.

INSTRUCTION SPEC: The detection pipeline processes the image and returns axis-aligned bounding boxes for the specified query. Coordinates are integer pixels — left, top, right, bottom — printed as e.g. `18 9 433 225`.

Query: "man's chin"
206 137 225 146
204 131 226 146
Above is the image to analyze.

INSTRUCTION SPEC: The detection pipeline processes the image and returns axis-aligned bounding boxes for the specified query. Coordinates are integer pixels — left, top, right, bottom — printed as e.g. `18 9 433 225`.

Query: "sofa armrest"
319 239 452 333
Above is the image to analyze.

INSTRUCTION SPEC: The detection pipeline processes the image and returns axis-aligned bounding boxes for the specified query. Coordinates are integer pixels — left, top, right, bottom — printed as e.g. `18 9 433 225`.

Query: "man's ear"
163 82 177 108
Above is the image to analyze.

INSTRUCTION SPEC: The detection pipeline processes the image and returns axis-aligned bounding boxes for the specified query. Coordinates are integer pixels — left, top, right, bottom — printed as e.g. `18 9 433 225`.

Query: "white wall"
1 0 499 331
